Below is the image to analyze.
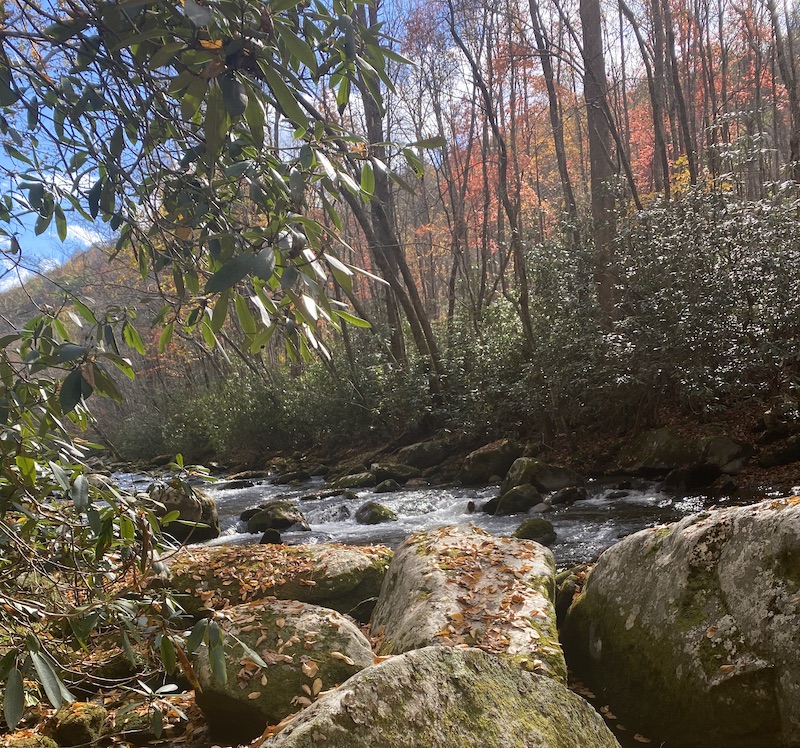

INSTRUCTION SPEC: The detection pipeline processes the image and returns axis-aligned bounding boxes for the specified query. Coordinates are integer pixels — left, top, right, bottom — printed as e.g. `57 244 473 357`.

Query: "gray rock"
501 458 582 495
370 525 566 681
329 472 375 489
457 439 523 485
396 439 452 469
562 498 800 747
273 471 311 485
374 479 402 494
196 599 374 742
550 486 589 505
258 647 620 748
370 462 421 484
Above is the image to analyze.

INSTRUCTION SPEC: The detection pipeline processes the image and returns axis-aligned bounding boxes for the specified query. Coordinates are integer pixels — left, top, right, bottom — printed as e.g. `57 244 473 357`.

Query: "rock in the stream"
514 517 557 546
329 472 375 489
370 525 566 681
501 458 583 495
457 439 523 485
145 478 220 543
246 501 309 533
258 646 620 748
370 462 421 484
481 483 542 515
562 497 800 747
354 501 397 524
165 544 392 622
195 599 374 742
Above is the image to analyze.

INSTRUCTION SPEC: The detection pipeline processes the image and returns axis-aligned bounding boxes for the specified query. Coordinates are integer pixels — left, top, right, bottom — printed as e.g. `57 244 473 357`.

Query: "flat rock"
165 544 392 622
370 525 566 681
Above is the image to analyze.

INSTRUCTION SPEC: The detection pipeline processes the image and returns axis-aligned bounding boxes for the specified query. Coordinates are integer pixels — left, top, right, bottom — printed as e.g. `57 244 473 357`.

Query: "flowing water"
118 470 743 568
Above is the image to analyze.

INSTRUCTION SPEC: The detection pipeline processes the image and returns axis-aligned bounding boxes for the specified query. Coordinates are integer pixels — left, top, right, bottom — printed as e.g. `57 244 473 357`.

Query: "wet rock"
272 471 311 485
195 599 374 742
562 498 800 747
329 472 375 490
165 544 393 622
513 518 557 546
354 501 397 525
247 501 309 533
298 489 358 502
145 478 220 543
457 439 523 485
218 478 256 490
371 525 566 681
550 486 589 505
481 484 542 515
258 647 619 748
260 529 282 544
374 479 402 494
501 458 582 495
532 502 552 513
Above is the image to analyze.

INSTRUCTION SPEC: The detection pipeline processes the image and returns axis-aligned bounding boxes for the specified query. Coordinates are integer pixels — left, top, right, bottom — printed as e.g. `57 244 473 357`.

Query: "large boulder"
165 544 393 622
146 478 220 543
501 458 582 495
396 440 452 469
354 501 397 525
616 428 753 477
457 439 523 485
258 646 620 748
196 599 374 742
329 472 375 490
370 525 566 682
562 497 800 747
369 462 421 484
514 518 557 546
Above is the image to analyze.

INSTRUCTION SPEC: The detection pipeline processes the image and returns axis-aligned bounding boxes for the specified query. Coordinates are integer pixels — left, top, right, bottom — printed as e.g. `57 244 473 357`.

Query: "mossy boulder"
396 440 452 469
562 498 800 747
195 599 374 742
272 471 311 485
5 736 59 748
247 501 309 533
457 439 523 485
145 478 220 543
370 462 421 484
482 484 542 515
354 501 397 525
258 646 620 748
50 702 108 746
513 518 557 546
501 458 582 495
370 525 566 682
165 543 393 622
617 428 753 477
329 472 375 489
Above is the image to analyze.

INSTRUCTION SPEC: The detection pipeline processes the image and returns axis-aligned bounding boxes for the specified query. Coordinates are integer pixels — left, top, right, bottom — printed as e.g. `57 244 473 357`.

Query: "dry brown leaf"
302 660 319 678
330 651 355 665
247 692 261 700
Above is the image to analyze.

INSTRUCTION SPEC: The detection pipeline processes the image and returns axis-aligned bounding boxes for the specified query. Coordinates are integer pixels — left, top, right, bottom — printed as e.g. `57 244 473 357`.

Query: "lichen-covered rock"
5 735 59 748
50 702 108 746
146 478 220 543
501 458 582 495
482 484 542 515
370 525 566 681
195 600 374 742
514 518 557 546
258 647 620 748
457 439 523 485
396 440 452 469
354 501 397 524
247 501 309 533
165 544 393 622
562 497 800 747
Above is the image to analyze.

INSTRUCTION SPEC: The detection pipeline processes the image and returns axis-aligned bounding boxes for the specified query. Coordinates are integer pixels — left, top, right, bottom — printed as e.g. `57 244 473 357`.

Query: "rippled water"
109 470 740 569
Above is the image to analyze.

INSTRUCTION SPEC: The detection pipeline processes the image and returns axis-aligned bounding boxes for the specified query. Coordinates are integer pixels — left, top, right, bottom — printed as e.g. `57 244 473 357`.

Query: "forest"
1 0 800 742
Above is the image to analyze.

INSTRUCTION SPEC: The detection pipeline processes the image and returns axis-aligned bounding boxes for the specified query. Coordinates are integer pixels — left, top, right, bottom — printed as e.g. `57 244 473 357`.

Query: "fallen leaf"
248 692 261 700
633 735 651 743
302 660 319 678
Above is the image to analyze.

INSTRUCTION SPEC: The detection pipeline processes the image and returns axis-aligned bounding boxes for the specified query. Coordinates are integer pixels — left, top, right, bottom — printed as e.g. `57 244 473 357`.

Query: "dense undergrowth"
104 188 800 465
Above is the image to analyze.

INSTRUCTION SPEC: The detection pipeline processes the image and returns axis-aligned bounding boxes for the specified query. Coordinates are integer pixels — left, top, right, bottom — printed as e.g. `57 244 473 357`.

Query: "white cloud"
67 224 106 247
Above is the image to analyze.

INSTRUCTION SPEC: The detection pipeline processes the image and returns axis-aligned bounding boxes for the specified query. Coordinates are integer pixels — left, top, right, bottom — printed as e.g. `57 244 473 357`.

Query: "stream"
116 471 748 569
